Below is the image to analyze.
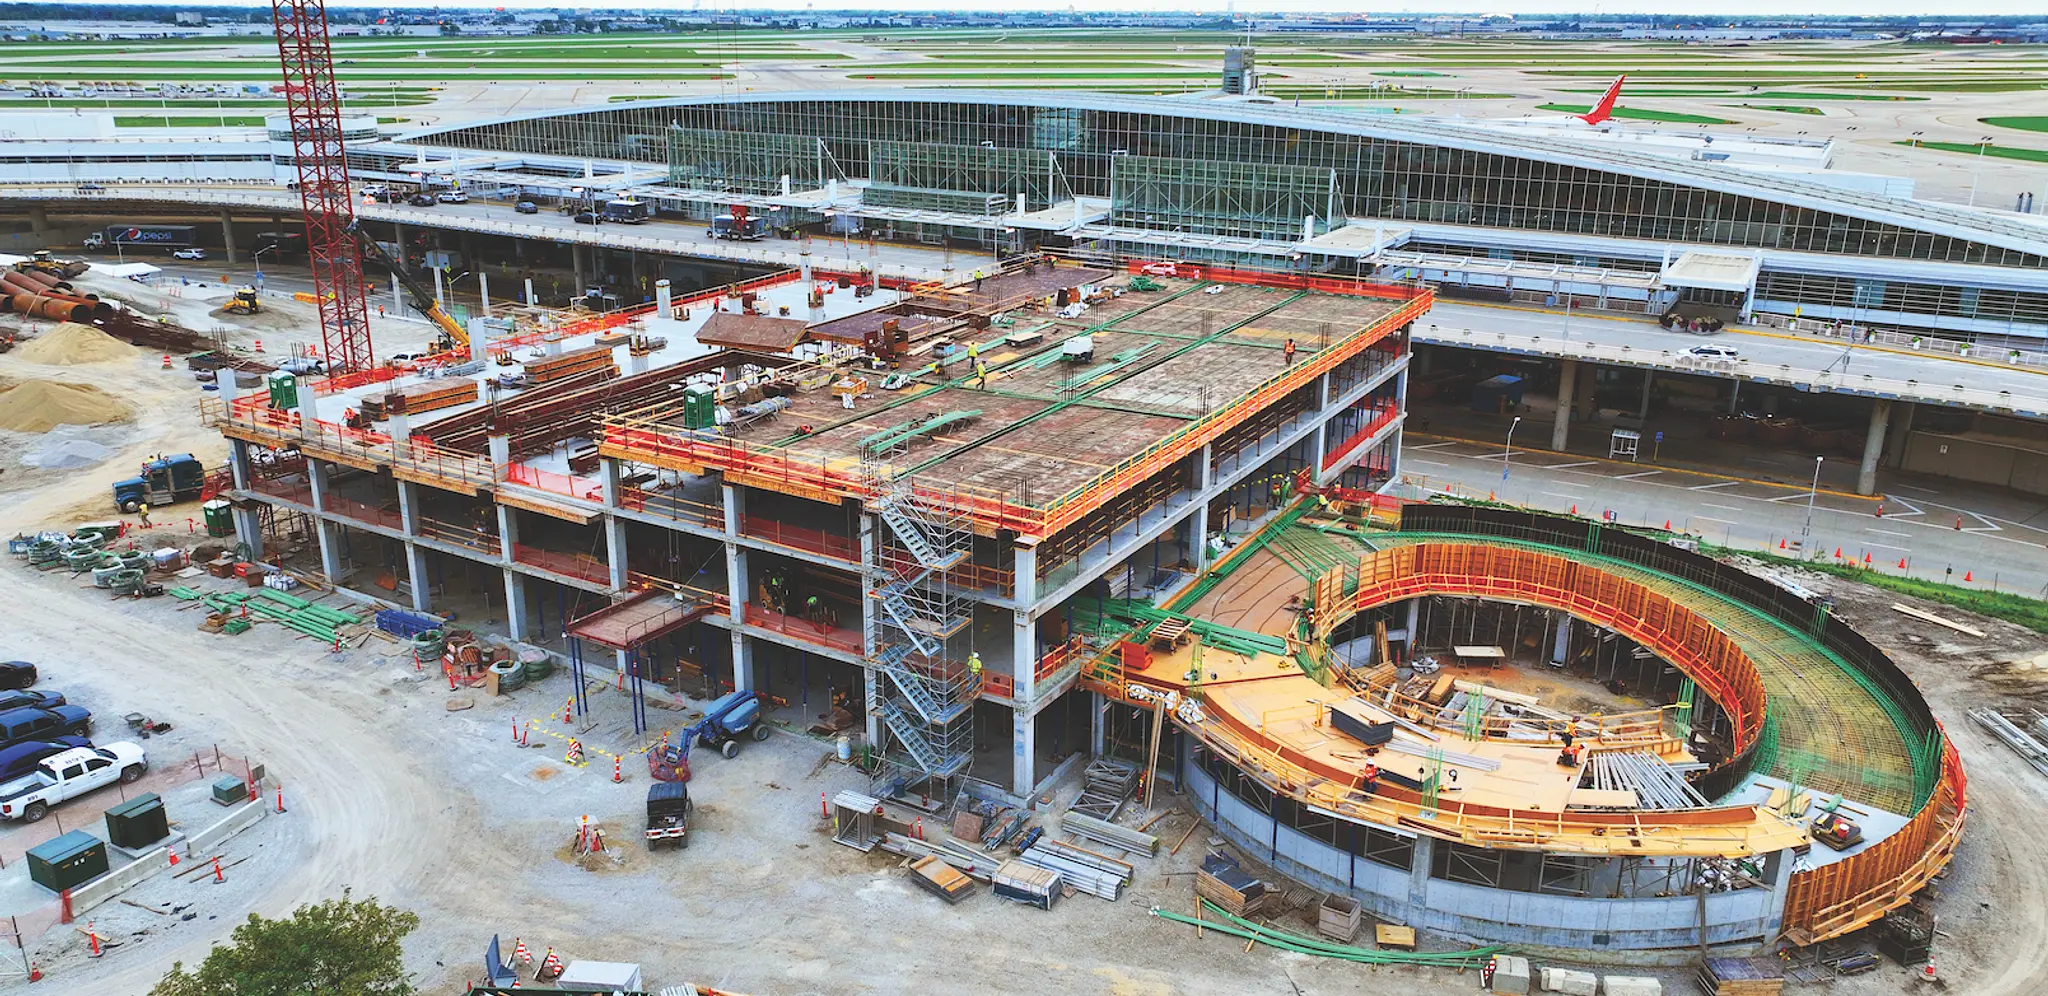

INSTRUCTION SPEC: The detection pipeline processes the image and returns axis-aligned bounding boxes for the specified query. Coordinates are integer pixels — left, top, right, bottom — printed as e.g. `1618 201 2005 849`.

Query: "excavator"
343 220 468 356
223 286 263 315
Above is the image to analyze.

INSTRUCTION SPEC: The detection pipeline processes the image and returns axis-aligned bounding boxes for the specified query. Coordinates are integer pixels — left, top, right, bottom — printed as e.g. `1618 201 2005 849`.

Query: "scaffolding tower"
861 449 977 789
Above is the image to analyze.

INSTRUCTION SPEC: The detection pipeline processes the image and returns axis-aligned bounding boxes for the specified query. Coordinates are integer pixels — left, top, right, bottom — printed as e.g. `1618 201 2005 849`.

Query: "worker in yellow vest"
967 652 983 686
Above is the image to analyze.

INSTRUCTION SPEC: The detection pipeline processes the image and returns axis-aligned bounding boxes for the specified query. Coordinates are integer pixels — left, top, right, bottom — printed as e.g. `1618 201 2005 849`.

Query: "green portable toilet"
105 793 170 849
27 831 108 892
682 386 717 430
266 371 298 411
202 499 233 538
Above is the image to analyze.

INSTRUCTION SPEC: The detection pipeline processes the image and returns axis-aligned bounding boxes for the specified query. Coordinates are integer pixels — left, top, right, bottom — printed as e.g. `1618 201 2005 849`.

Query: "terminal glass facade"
424 97 2045 268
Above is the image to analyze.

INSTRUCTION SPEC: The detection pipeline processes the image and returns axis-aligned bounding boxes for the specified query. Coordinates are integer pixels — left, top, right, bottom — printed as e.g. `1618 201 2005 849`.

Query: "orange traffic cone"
1663 520 1671 531
1779 538 1787 550
1920 956 1937 983
1964 571 1973 582
1569 504 1577 515
253 339 263 352
160 354 171 370
212 856 225 884
167 850 179 868
1898 558 1909 570
1863 552 1872 565
1834 547 1843 559
513 938 531 965
86 923 100 959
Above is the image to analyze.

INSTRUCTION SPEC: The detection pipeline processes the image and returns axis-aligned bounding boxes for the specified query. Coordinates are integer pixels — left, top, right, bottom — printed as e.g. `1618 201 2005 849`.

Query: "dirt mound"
13 322 133 365
0 380 131 432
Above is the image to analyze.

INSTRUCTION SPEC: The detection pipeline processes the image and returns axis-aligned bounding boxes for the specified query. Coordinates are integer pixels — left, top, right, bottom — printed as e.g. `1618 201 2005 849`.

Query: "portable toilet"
682 386 718 430
27 831 108 892
202 499 233 537
266 370 298 411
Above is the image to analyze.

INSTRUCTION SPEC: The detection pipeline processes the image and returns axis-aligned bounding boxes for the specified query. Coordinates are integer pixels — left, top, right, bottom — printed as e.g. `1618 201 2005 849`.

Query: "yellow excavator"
344 221 468 355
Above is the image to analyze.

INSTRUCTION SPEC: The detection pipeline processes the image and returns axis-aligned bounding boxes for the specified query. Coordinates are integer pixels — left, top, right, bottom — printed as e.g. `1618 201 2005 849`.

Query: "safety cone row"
513 938 532 965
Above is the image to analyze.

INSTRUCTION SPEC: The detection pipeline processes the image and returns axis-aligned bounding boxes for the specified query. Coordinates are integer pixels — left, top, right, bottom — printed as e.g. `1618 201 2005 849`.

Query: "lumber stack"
907 855 975 904
525 343 619 385
1195 852 1270 918
1697 957 1784 996
360 376 478 420
1059 810 1159 856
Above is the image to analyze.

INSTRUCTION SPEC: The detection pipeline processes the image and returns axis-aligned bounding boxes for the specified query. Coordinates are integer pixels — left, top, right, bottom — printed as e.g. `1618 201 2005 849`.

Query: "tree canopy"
151 891 419 996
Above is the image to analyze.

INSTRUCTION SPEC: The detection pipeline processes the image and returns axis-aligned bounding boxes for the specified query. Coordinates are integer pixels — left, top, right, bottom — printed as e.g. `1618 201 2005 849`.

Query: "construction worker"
973 269 985 291
1361 762 1380 795
967 651 983 684
974 360 989 390
1283 338 1297 365
137 502 151 529
806 593 823 625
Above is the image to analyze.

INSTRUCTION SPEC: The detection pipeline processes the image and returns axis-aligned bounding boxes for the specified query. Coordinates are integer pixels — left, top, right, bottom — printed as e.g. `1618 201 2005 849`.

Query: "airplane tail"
1580 75 1626 126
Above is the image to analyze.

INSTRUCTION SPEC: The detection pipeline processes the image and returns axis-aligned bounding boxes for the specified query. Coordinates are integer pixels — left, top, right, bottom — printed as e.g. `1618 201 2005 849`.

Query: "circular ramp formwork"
1080 502 1963 949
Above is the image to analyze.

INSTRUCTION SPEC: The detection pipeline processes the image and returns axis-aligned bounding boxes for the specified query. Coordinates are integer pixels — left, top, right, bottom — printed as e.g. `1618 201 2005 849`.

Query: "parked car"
572 210 603 225
1687 344 1740 360
407 193 436 207
0 738 93 784
75 183 105 193
0 662 35 690
0 744 148 822
172 247 206 261
0 690 64 714
437 190 469 204
0 706 91 748
514 200 540 215
278 356 327 375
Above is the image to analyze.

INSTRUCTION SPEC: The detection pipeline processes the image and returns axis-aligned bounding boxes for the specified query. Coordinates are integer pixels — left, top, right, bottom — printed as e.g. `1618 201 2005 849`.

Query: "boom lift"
345 221 468 354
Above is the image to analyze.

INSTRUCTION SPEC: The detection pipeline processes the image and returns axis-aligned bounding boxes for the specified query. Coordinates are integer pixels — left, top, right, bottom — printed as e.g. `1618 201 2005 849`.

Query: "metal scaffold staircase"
863 449 976 783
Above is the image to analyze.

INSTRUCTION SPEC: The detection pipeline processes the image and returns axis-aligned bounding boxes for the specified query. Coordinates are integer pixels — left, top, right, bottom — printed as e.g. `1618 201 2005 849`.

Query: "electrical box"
266 371 298 411
27 831 108 892
682 386 718 431
211 774 246 806
105 793 170 849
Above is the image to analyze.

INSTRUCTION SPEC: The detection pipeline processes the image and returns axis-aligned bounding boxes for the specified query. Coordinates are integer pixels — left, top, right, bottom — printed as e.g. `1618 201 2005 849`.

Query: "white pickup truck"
0 745 147 822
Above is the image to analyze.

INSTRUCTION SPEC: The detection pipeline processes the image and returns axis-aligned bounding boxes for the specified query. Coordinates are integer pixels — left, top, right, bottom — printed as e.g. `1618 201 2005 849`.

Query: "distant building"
1221 46 1256 95
174 12 206 27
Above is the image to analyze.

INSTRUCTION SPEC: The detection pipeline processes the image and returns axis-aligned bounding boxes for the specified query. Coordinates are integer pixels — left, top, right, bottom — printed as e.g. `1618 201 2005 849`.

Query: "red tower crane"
271 0 374 373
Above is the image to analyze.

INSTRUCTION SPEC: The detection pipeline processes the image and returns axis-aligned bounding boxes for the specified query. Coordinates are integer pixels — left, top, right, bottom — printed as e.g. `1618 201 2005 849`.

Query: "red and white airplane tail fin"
1580 75 1626 126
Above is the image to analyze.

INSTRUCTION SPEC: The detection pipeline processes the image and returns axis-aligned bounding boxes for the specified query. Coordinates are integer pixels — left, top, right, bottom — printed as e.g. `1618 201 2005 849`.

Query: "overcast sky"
73 1 2048 16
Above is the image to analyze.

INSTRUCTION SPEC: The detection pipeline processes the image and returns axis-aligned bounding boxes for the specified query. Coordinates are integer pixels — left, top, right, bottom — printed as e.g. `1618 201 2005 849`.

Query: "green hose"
1149 900 1506 968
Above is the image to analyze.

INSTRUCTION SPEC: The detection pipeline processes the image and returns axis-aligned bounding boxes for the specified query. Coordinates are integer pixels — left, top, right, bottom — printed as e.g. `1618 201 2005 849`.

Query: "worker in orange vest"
1361 762 1381 795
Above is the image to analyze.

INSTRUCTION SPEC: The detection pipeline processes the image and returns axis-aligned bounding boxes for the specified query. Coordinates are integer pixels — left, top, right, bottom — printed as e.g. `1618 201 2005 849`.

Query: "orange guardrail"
1781 739 1965 943
503 464 603 504
417 516 498 553
617 486 723 529
743 514 859 562
742 603 861 655
1319 401 1401 472
511 543 611 586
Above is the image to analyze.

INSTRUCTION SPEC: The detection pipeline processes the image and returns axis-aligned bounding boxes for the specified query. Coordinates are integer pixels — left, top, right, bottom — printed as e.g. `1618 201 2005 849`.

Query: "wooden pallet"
1697 956 1785 996
526 343 620 385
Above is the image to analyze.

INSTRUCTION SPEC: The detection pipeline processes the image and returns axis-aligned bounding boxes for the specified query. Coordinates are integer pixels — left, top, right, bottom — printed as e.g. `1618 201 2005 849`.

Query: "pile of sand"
13 322 134 365
0 380 131 433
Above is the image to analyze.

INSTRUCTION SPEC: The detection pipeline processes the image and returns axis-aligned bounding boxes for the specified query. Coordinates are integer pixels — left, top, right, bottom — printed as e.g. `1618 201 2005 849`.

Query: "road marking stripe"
1406 459 1447 468
1862 541 1910 551
1866 528 1911 538
1545 461 1597 469
1702 503 1742 513
1892 484 1940 495
1688 481 1741 491
1694 516 1738 525
1406 441 1457 450
1766 493 1808 502
1615 470 1662 480
1542 492 1587 501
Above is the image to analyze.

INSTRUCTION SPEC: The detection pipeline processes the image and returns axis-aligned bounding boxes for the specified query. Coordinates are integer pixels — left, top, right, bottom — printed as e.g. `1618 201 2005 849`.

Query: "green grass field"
1897 139 2048 163
1536 103 1736 124
114 115 267 127
1984 116 2048 134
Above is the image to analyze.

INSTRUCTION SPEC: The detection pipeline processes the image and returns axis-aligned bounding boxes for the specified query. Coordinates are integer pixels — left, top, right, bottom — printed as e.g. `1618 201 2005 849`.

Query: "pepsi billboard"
106 225 195 247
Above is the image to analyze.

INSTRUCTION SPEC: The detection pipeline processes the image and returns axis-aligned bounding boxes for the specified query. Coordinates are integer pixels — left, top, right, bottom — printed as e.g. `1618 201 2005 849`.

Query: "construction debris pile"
11 523 174 596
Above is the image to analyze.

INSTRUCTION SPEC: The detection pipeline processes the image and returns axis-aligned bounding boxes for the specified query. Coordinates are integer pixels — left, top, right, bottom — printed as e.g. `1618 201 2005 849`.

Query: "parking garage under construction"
205 253 1960 958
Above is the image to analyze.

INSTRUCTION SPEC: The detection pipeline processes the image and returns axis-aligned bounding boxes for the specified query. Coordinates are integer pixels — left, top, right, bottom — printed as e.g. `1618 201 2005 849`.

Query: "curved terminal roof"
401 88 2048 260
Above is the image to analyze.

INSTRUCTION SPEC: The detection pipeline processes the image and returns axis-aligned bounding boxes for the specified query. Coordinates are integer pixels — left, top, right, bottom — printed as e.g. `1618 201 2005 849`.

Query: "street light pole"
1503 415 1523 484
1799 455 1823 554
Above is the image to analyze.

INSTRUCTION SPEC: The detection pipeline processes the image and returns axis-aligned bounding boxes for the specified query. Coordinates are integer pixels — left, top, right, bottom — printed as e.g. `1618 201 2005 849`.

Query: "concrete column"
1637 370 1654 419
860 511 882 746
1089 692 1107 757
231 504 265 560
1552 359 1578 451
1858 399 1891 496
227 438 254 492
1405 598 1421 652
403 542 431 612
495 504 518 564
392 221 405 261
391 273 403 319
1884 401 1916 469
1190 500 1212 571
1011 609 1037 704
862 668 882 748
727 541 755 693
478 270 490 317
721 482 745 538
395 479 421 535
314 518 344 582
655 279 672 318
599 457 623 509
604 515 629 592
305 458 331 512
1311 420 1328 481
1406 835 1434 913
1012 541 1037 611
1551 610 1571 666
503 569 530 641
572 245 587 298
1012 706 1036 797
218 209 237 265
28 206 47 238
